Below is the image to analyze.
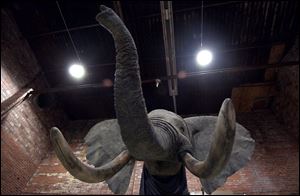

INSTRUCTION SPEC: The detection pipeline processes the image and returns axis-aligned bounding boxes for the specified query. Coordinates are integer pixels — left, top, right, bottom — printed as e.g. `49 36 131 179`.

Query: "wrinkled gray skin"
96 5 192 175
50 5 255 195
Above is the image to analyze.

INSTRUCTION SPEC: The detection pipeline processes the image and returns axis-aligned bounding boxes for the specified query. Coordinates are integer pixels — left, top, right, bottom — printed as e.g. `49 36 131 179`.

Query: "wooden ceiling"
4 0 299 120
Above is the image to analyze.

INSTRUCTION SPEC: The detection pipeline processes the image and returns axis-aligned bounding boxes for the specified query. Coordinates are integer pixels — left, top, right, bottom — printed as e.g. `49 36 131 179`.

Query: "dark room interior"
1 1 299 195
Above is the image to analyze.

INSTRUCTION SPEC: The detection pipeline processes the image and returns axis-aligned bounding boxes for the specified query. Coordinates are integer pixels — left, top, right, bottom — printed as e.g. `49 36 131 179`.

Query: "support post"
160 1 178 113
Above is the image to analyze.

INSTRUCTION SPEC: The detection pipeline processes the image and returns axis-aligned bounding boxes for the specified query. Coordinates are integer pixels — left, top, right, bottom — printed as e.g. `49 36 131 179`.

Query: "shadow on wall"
271 37 299 139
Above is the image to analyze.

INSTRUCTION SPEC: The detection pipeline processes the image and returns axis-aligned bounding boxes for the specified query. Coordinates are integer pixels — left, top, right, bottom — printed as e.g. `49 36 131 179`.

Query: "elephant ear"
184 116 255 194
84 119 135 194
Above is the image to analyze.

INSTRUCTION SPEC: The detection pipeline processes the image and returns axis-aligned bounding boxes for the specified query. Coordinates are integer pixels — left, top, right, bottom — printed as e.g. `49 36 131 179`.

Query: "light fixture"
68 64 85 79
196 49 213 66
196 1 213 67
155 79 161 88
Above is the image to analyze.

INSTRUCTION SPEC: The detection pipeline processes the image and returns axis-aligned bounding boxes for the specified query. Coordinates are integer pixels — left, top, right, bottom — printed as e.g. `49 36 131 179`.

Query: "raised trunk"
96 6 166 160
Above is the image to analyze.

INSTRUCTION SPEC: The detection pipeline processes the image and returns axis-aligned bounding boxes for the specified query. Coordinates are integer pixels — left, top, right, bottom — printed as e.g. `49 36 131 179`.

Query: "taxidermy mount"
50 5 255 195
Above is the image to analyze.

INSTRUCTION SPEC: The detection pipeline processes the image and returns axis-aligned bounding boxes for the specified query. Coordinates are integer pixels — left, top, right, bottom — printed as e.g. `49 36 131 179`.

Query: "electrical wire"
200 0 204 48
56 1 82 64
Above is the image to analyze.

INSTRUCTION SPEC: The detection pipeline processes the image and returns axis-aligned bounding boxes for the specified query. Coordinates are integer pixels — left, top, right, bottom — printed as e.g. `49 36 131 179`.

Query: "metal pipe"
28 24 100 39
200 0 203 48
184 61 298 78
2 61 296 119
36 61 299 94
141 1 243 19
1 88 34 121
27 1 243 40
39 43 274 74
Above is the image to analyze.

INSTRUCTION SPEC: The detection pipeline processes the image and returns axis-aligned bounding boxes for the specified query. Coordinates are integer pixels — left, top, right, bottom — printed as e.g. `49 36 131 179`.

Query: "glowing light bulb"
68 64 85 79
196 49 213 67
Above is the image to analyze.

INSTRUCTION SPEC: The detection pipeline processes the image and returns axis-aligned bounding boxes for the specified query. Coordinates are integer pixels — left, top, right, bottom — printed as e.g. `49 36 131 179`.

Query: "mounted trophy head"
50 5 255 195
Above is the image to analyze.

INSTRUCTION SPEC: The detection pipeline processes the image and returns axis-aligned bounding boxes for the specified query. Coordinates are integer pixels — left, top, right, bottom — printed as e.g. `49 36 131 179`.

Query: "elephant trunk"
96 6 165 160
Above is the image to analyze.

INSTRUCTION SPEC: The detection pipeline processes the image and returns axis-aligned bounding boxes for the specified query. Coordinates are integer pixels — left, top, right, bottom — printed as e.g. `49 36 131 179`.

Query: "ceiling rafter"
160 1 178 113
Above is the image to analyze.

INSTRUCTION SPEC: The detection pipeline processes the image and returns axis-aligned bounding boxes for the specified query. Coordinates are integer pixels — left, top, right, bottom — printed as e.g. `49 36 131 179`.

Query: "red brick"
1 9 69 195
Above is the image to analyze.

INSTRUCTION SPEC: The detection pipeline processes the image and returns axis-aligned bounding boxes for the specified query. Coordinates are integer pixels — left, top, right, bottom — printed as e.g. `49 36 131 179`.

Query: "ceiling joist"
160 1 178 113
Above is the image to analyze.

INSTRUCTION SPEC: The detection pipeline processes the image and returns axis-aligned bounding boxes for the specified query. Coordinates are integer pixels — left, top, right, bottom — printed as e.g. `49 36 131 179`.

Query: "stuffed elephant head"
50 5 255 195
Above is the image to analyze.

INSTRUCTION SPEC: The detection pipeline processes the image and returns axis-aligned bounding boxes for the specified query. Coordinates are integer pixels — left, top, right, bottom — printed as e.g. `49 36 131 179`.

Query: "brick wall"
1 9 69 194
23 111 299 195
271 38 299 139
23 145 202 195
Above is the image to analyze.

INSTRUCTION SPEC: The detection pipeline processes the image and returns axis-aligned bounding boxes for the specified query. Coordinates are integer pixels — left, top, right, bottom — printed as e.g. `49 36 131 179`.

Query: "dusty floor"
23 111 299 195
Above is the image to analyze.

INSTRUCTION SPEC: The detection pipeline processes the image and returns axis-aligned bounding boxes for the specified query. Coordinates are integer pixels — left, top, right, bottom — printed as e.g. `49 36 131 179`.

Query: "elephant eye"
180 127 185 133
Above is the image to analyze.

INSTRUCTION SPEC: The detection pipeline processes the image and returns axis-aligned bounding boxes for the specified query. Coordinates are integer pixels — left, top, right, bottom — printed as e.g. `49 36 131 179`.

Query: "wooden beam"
160 1 178 113
265 43 286 81
268 43 286 64
231 83 277 112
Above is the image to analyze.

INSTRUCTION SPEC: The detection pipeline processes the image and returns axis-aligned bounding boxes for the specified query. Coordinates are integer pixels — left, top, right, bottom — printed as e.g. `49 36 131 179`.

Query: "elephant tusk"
50 127 132 183
182 98 236 179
